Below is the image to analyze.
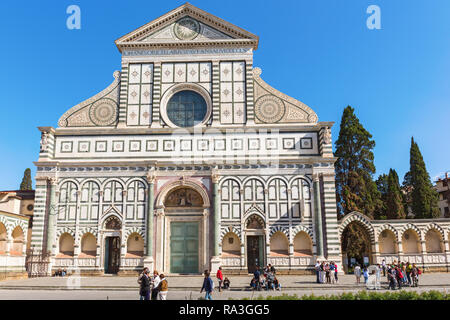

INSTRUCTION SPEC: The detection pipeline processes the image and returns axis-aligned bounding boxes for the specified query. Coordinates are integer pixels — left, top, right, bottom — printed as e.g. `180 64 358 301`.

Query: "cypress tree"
404 137 439 218
20 168 33 190
385 169 406 219
335 106 382 218
375 174 388 219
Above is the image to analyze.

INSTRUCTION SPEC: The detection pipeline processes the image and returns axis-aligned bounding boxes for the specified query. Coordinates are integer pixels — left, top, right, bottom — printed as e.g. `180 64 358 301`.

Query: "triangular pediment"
115 3 259 52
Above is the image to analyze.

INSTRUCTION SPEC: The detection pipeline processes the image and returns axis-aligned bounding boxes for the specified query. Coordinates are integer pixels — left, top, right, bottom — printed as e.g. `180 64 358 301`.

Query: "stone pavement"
1 273 450 291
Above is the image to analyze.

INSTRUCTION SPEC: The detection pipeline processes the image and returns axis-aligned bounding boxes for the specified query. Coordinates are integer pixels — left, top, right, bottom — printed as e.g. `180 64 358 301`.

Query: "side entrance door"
247 235 264 273
104 236 120 274
170 222 199 273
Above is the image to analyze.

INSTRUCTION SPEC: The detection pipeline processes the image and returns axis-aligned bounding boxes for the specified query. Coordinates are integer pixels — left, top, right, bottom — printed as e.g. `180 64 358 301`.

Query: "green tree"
375 174 388 219
385 169 406 219
19 168 32 190
403 137 439 218
335 106 382 218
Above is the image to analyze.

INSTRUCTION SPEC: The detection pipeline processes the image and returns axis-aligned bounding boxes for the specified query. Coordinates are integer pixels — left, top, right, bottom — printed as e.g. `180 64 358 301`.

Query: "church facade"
31 4 355 275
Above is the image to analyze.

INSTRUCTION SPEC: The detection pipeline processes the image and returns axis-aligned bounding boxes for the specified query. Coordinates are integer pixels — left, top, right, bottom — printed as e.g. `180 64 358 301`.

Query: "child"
223 277 230 290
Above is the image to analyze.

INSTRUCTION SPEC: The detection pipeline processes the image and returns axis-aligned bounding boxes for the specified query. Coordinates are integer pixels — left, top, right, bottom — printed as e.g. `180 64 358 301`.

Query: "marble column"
46 177 58 255
144 171 155 271
210 171 221 273
313 174 324 259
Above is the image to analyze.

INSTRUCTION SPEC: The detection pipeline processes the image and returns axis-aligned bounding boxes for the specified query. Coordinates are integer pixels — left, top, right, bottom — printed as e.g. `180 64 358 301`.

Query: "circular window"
166 90 207 127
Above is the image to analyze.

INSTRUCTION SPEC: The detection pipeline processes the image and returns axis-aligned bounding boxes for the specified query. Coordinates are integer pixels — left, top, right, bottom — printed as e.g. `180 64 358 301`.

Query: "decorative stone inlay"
173 17 200 40
89 98 118 126
254 95 285 123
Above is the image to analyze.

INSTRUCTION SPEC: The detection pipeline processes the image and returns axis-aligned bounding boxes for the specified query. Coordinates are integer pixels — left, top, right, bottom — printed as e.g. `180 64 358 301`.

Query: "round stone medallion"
89 99 118 126
255 95 285 123
173 17 200 40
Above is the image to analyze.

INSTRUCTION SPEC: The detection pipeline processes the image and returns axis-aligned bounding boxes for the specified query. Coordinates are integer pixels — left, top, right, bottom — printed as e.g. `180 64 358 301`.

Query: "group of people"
384 261 421 289
53 268 68 277
352 260 421 289
250 264 281 291
138 268 168 300
314 261 339 284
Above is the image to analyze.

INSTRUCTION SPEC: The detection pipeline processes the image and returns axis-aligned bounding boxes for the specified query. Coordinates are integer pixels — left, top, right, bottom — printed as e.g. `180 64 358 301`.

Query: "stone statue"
40 132 49 152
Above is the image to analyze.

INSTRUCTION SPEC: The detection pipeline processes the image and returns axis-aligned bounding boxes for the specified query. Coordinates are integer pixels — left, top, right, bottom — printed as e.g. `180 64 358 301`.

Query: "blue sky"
0 0 449 189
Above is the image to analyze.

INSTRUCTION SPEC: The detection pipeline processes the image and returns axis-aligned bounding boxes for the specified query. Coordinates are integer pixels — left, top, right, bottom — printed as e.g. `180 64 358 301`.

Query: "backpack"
418 268 422 275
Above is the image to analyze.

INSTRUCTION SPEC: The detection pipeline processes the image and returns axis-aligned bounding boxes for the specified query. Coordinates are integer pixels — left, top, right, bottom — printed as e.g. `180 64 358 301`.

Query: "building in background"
0 190 34 280
435 173 450 218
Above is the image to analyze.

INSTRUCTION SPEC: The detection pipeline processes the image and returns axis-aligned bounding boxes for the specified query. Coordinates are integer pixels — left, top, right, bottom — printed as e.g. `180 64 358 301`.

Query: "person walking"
157 273 168 300
406 262 412 286
216 267 223 292
201 270 214 300
382 259 386 277
151 270 160 300
354 264 361 284
363 267 369 284
139 268 151 300
325 263 331 284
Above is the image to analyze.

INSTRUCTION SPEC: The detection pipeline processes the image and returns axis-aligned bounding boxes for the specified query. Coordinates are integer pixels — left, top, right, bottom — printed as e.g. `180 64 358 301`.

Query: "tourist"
325 263 331 284
406 262 412 285
333 262 339 284
139 268 151 300
388 266 397 290
273 276 281 290
382 259 386 277
396 266 403 289
320 262 326 283
363 267 369 284
62 268 67 276
151 270 160 300
354 264 361 284
266 271 275 290
223 277 230 290
157 273 168 300
269 263 276 274
200 270 214 300
315 260 321 283
216 266 223 292
411 264 420 287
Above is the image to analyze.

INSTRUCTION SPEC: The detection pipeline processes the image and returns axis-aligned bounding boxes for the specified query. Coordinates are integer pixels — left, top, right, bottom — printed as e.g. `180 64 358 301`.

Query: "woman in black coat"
139 269 151 300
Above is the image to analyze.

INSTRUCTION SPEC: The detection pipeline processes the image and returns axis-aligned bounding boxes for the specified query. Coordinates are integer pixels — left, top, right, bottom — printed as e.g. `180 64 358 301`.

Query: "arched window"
58 181 78 221
267 179 288 219
270 231 289 256
103 181 124 212
402 229 421 254
243 179 265 213
221 232 240 257
126 181 146 220
0 223 6 254
80 233 97 258
291 178 311 218
220 179 240 220
11 226 24 255
58 233 74 257
166 90 207 127
379 230 397 254
293 231 313 256
126 233 144 257
425 229 444 253
80 181 100 220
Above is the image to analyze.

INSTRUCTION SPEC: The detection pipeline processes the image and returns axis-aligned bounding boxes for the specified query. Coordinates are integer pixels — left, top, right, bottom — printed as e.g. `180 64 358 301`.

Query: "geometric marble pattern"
127 63 153 126
219 61 246 124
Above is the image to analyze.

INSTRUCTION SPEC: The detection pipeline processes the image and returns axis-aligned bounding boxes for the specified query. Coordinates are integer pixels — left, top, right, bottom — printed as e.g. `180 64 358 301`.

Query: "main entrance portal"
104 236 120 274
170 222 199 273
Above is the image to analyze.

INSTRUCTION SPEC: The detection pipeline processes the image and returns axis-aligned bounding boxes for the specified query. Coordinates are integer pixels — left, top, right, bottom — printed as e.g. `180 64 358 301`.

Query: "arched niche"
425 229 444 253
126 232 144 257
293 231 313 256
221 232 241 257
269 231 289 256
11 226 24 255
59 233 75 257
164 187 204 207
0 223 6 254
378 230 398 254
80 233 97 257
402 229 421 254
